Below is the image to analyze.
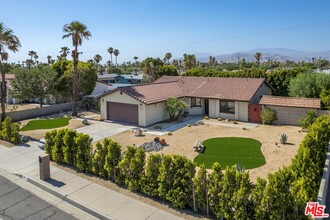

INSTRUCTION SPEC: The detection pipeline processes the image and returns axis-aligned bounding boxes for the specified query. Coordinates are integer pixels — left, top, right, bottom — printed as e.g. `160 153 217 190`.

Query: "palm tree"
0 23 21 120
114 49 119 66
59 46 70 59
47 55 52 65
165 52 172 64
28 50 37 67
107 47 113 64
255 52 262 68
183 54 197 70
133 56 138 73
62 21 91 116
93 54 102 66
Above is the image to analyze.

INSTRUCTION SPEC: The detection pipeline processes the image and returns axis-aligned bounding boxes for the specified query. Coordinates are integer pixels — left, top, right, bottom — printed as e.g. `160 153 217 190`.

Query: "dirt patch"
110 124 306 182
5 103 47 113
52 162 207 220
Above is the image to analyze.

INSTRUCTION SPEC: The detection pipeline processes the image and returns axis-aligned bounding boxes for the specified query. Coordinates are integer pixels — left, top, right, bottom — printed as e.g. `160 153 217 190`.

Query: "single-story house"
99 76 273 126
260 95 321 125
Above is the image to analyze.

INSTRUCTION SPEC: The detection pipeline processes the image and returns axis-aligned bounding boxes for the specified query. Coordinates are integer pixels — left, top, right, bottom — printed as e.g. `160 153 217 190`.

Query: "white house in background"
98 76 273 126
1 74 18 104
91 73 143 97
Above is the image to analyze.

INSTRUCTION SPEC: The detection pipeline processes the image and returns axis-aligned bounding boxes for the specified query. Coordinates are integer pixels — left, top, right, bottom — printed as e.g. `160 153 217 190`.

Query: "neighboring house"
92 73 143 97
99 76 273 126
260 95 321 125
90 81 113 97
0 74 18 104
98 73 118 84
115 74 143 85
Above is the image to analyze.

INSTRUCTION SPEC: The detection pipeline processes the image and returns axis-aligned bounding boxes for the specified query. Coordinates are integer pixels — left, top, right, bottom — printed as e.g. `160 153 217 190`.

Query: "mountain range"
194 48 330 62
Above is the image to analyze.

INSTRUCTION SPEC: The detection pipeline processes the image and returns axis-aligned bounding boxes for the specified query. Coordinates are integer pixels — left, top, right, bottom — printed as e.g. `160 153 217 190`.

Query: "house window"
191 98 201 107
220 101 235 114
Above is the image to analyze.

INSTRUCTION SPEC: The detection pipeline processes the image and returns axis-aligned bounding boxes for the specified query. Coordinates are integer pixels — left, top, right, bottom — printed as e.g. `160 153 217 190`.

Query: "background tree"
133 56 138 73
183 54 197 70
62 21 91 116
164 52 172 64
141 57 164 81
11 66 57 106
59 46 70 59
255 52 262 67
28 50 37 67
47 55 52 65
93 54 102 69
0 22 21 120
114 49 119 66
157 65 178 78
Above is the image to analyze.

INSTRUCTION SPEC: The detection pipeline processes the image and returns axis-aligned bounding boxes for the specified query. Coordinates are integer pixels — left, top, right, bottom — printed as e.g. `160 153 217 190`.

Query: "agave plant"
280 133 288 144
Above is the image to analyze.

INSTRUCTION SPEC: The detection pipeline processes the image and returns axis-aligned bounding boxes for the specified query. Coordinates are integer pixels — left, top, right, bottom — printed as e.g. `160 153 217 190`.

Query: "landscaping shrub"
299 110 318 131
260 107 277 125
10 123 20 144
2 117 11 141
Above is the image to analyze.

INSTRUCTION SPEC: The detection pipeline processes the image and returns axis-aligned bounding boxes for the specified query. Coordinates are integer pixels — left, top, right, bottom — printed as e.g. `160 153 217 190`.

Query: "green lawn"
194 137 265 169
20 117 71 131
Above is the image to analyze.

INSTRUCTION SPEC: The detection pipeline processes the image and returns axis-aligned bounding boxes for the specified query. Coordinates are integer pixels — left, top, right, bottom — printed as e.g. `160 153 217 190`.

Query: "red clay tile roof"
260 95 321 109
100 76 270 104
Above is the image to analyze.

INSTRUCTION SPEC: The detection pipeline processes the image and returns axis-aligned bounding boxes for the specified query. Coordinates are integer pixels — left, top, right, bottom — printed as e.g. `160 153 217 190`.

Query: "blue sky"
1 0 330 64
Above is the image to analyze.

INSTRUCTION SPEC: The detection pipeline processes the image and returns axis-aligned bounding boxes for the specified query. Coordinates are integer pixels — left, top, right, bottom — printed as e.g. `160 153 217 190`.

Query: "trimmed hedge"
45 116 330 219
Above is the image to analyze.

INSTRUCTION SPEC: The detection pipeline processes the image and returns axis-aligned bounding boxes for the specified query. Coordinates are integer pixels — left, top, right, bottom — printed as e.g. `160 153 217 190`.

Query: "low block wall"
6 102 82 122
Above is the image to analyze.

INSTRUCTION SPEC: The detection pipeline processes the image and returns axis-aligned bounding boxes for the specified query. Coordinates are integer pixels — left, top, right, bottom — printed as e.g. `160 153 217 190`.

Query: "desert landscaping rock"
140 141 165 152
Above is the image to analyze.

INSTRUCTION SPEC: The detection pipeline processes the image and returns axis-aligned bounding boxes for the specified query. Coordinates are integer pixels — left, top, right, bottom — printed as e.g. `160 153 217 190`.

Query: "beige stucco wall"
100 91 146 126
145 102 169 126
250 82 272 104
209 99 219 118
237 101 249 121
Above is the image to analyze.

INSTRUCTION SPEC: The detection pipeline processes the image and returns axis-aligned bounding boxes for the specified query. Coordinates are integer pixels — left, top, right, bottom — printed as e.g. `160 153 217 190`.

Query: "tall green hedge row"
45 116 330 219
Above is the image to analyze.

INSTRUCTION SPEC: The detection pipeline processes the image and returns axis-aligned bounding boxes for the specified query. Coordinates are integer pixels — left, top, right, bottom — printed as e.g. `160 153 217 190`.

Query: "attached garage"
107 102 138 125
260 95 321 125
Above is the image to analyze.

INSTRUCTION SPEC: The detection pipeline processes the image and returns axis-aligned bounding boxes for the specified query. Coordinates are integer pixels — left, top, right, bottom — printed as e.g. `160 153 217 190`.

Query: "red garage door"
107 102 139 125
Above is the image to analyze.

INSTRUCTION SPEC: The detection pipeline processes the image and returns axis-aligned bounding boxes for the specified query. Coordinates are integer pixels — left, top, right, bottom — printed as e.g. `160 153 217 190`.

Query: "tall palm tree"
133 56 138 73
47 55 52 65
183 54 197 70
114 49 119 66
107 47 113 64
255 52 262 68
62 21 91 116
59 46 70 59
165 52 172 64
0 23 21 120
28 50 37 67
93 54 102 66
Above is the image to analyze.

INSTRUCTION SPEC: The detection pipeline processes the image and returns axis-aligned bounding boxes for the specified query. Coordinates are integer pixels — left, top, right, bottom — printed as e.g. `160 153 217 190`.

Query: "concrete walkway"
144 115 204 136
0 142 183 220
203 120 259 129
75 121 135 143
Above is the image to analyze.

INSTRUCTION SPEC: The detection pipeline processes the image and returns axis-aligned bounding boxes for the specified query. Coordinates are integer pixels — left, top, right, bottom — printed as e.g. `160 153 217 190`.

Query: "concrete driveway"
75 121 136 143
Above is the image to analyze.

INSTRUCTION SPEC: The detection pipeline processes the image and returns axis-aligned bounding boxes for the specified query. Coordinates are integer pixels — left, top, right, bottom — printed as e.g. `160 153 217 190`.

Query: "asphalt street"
0 175 76 220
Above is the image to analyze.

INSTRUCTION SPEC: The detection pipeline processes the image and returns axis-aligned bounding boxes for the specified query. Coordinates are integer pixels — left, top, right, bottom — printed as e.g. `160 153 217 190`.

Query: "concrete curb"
317 144 330 205
14 173 112 220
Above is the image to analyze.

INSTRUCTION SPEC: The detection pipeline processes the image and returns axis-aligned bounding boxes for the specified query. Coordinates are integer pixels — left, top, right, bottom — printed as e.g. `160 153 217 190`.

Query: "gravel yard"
109 122 306 182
